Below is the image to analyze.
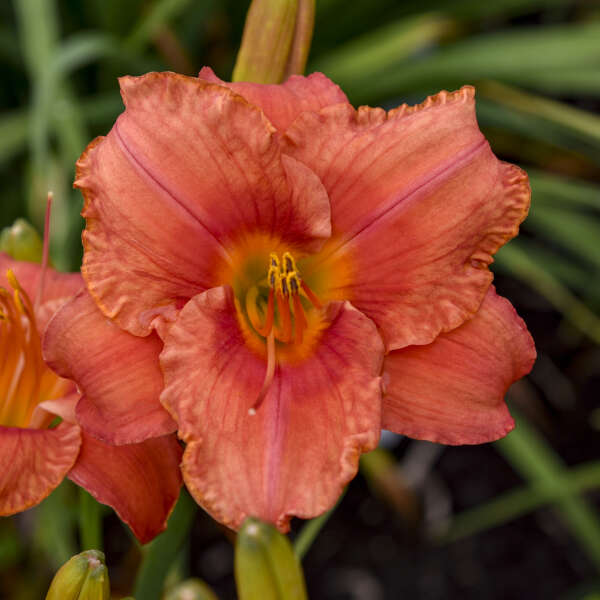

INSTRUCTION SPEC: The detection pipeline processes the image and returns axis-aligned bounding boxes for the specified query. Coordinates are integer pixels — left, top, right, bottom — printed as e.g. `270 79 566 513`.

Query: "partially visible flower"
0 254 182 543
55 69 535 531
0 254 82 515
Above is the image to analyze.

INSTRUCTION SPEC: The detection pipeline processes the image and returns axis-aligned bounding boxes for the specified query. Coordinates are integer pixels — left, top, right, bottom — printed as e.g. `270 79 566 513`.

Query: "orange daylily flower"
0 255 182 543
48 69 535 531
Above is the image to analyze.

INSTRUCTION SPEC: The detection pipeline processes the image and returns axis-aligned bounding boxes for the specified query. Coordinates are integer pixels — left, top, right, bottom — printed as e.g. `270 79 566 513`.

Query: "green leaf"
133 490 198 600
34 481 78 570
312 13 453 85
0 110 28 165
496 414 600 570
293 488 345 560
124 0 195 52
527 205 600 271
528 170 600 212
502 239 600 307
476 82 600 164
494 242 600 345
317 22 600 104
441 458 600 544
12 0 60 78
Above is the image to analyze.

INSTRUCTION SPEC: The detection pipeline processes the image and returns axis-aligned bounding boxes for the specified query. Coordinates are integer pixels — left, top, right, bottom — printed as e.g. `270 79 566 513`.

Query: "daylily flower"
56 69 535 531
0 254 182 543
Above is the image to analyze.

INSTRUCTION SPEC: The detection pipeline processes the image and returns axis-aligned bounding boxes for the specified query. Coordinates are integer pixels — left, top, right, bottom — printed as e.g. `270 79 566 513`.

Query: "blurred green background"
1 0 600 598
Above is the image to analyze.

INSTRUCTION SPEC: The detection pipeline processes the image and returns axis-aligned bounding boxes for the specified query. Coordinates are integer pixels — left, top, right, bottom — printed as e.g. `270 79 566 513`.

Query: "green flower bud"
232 0 315 83
45 550 110 600
235 517 307 600
165 578 219 600
0 218 44 263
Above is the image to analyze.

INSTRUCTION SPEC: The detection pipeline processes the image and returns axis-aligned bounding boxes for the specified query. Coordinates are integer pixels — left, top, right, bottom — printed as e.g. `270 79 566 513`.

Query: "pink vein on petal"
328 139 487 258
113 120 232 264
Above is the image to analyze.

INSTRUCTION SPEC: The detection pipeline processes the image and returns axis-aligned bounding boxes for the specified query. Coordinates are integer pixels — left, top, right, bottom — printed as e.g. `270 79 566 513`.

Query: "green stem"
133 488 197 600
293 489 346 560
79 488 102 551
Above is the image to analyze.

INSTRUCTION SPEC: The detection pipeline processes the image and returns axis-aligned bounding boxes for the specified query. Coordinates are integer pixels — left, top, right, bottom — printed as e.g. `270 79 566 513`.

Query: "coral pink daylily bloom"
62 69 534 531
0 255 182 543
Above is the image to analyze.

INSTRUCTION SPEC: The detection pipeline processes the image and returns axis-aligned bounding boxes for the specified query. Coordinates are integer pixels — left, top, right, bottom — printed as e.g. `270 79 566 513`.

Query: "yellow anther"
282 252 298 275
266 252 304 298
268 265 280 289
277 272 290 296
286 271 301 295
269 253 280 269
6 268 20 291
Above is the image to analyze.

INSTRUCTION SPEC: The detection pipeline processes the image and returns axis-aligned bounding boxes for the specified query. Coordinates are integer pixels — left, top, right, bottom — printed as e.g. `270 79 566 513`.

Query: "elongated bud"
0 218 44 263
45 550 110 600
233 0 315 83
235 517 307 600
165 578 219 600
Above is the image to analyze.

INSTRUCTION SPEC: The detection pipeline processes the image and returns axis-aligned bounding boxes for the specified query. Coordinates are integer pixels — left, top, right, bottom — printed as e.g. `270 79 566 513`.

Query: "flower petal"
68 431 183 544
43 290 176 444
0 254 82 303
198 66 348 131
0 423 81 515
283 88 531 349
30 393 79 428
160 286 384 531
77 72 331 336
382 288 536 445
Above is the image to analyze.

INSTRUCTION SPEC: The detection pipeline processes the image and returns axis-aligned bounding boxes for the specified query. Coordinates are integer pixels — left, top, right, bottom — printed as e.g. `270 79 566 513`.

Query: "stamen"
0 270 45 427
245 286 263 332
269 252 280 269
268 265 278 288
6 269 20 291
300 281 322 309
249 331 276 416
7 270 27 316
286 271 300 295
275 290 292 343
279 274 289 297
7 269 36 320
35 192 53 310
282 251 297 274
256 288 275 337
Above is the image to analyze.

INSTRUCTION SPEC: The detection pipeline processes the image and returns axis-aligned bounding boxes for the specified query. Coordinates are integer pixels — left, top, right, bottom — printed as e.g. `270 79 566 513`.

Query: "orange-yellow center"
211 231 358 414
